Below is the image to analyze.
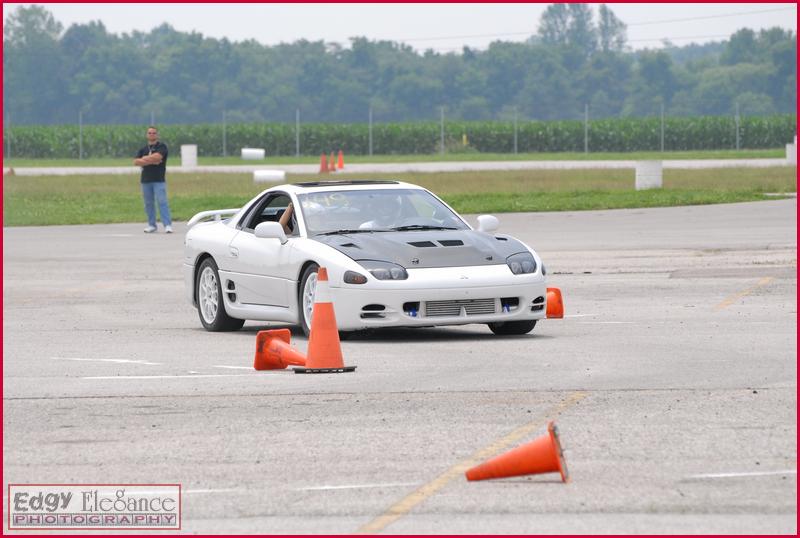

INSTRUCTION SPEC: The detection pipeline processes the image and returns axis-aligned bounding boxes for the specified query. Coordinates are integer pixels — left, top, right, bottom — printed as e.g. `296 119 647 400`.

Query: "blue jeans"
141 181 172 227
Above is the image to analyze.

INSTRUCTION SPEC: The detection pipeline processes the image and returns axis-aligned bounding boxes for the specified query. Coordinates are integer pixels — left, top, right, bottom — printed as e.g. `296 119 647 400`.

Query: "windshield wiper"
315 229 382 236
390 225 459 231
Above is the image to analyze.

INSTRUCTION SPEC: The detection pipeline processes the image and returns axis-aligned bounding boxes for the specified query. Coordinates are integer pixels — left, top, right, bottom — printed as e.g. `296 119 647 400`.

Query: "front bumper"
328 279 548 330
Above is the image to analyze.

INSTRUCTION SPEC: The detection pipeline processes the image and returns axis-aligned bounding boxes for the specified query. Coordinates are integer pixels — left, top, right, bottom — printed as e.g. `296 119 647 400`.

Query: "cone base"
293 366 356 374
549 422 569 483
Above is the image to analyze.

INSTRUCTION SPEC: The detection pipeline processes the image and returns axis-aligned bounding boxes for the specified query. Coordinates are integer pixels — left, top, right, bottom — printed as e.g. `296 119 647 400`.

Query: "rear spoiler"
187 208 241 229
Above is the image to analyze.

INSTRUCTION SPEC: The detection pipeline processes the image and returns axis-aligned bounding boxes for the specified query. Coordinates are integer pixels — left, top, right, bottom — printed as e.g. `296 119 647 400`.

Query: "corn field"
3 115 795 158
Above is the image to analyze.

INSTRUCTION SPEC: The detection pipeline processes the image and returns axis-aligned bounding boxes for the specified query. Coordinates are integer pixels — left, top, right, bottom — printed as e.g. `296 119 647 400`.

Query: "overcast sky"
3 3 797 52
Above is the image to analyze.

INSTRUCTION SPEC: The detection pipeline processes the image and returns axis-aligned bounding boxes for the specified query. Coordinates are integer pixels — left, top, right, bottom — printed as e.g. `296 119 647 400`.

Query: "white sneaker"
164 225 174 234
144 225 157 233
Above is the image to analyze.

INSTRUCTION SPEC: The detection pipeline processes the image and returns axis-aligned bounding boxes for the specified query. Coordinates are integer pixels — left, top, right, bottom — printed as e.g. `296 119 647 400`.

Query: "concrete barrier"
635 160 662 190
253 170 286 183
786 143 796 165
242 148 266 160
181 144 198 168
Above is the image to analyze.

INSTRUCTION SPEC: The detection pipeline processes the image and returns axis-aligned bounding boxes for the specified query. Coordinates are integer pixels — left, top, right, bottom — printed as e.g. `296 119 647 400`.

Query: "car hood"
311 229 529 269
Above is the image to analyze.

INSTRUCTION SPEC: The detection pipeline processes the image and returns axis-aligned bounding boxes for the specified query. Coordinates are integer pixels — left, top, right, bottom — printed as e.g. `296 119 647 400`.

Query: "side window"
242 193 295 233
237 193 270 231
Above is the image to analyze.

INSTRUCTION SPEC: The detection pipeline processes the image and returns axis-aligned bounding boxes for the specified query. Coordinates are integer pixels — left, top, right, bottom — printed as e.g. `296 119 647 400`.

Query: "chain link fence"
3 104 796 159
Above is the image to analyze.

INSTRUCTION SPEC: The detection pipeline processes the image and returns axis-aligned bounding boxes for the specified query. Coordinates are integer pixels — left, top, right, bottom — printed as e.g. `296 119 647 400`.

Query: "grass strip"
3 167 795 226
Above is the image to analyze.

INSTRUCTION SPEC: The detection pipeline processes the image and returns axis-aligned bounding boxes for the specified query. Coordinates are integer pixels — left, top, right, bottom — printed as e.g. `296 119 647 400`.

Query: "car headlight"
343 271 368 284
358 260 409 280
506 252 537 275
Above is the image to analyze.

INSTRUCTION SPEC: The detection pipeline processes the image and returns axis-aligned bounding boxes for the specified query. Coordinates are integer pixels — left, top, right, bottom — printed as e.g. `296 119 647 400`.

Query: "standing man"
134 126 173 233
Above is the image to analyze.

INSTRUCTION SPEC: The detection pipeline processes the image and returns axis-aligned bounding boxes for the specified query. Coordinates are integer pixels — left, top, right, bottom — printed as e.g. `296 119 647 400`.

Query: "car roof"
277 180 424 195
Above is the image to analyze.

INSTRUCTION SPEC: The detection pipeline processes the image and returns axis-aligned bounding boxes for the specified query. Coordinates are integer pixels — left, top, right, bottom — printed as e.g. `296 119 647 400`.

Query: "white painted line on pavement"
82 374 256 380
78 488 243 495
213 365 252 370
575 321 635 324
297 482 419 492
53 357 161 366
564 314 598 318
689 469 796 479
185 488 243 494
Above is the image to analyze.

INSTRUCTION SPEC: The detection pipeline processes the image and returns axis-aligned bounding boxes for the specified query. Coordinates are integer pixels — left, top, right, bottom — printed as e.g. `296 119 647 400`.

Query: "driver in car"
359 194 403 229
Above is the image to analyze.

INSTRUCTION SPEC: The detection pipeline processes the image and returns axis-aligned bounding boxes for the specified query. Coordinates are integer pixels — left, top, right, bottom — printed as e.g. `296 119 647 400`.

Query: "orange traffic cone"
546 287 564 319
294 267 356 374
337 150 344 169
328 152 337 173
465 421 569 482
319 153 329 174
253 329 307 370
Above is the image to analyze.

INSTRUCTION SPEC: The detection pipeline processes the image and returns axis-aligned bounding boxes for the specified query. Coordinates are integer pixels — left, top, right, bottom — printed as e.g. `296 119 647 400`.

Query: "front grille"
424 298 497 317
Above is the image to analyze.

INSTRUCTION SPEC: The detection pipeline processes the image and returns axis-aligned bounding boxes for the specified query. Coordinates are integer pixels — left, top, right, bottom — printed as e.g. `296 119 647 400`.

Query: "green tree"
3 5 66 123
537 3 597 65
597 4 626 53
721 29 758 65
623 51 679 116
693 64 776 115
1 5 796 124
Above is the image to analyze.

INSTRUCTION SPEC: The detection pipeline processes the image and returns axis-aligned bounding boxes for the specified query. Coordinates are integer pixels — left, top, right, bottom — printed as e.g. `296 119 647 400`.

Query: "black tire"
196 257 245 332
298 263 320 336
337 330 353 341
298 263 352 339
487 320 537 335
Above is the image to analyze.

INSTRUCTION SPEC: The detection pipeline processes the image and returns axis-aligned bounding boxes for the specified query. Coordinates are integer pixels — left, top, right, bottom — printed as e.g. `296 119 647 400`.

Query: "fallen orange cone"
294 267 355 374
465 421 569 482
254 328 307 370
319 153 329 174
546 287 564 318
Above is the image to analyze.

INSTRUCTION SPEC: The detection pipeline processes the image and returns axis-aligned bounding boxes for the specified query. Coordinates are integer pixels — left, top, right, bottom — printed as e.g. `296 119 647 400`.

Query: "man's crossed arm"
134 152 164 166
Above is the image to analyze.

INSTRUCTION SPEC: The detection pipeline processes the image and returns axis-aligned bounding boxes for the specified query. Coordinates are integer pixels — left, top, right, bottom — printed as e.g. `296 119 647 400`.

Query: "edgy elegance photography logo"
8 484 181 530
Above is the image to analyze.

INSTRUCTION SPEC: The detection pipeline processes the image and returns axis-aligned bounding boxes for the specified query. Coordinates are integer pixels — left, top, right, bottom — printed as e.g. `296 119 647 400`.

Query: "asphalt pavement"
3 199 796 533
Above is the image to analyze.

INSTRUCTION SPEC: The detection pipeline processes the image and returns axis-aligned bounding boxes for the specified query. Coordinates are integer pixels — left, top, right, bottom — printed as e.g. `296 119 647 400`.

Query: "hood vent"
339 242 359 248
408 241 436 248
495 236 508 241
438 239 464 246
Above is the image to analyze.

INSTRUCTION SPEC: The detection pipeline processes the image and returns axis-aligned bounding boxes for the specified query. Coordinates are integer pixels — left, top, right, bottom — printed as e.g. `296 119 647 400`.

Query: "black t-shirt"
136 141 168 183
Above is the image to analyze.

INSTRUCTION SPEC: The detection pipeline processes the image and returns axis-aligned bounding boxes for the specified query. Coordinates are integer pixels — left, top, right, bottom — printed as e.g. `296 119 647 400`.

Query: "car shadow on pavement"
238 324 553 342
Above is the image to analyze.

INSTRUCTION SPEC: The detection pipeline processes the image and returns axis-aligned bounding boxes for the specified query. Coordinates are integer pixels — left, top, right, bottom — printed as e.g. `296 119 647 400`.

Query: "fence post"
295 108 300 157
513 108 518 155
584 103 589 154
735 102 740 151
79 110 84 160
5 115 10 159
368 105 373 157
440 106 445 155
660 102 665 153
222 110 227 157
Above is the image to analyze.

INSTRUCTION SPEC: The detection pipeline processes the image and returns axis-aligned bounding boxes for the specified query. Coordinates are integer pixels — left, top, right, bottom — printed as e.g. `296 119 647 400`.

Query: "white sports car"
184 180 551 336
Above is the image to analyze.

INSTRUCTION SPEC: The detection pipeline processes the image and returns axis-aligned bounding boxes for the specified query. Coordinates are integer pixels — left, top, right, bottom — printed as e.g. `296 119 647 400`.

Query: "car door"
225 192 297 308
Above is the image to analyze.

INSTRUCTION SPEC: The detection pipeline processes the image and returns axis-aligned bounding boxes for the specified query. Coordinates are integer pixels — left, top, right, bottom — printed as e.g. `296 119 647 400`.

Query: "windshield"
296 188 469 235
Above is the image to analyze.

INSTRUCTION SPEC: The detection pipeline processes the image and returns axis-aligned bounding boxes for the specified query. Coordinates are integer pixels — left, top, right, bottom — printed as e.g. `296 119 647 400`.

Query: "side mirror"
476 214 499 233
254 222 288 244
